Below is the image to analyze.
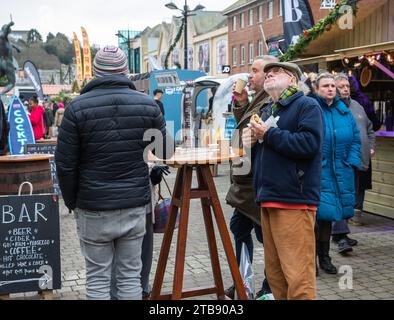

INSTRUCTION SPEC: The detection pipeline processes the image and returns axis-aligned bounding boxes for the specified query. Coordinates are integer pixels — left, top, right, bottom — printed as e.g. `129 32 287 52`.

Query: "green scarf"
271 85 300 115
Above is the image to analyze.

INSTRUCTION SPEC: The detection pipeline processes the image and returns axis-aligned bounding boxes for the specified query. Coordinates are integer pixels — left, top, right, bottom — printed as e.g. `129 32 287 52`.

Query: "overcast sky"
1 0 235 47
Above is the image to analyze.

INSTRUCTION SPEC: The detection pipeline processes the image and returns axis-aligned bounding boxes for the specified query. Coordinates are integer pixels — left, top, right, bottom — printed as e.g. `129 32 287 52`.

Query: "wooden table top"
0 154 54 163
150 147 244 167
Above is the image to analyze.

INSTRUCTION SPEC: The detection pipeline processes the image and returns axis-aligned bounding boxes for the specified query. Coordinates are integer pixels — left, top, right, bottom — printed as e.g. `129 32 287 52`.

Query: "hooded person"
55 46 172 300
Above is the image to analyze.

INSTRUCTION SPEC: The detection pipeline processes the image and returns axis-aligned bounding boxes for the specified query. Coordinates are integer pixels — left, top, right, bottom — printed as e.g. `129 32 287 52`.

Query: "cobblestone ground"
10 164 394 300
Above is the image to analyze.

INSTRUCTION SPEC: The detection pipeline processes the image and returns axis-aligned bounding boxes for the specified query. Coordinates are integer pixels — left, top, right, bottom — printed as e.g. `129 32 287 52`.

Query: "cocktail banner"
7 96 35 155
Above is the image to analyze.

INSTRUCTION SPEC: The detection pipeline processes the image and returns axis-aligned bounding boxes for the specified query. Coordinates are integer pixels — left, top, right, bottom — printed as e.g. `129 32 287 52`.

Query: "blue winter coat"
315 95 361 221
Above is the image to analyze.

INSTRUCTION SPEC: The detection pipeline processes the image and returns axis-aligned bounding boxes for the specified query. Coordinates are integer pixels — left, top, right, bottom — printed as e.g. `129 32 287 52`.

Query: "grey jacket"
346 98 376 171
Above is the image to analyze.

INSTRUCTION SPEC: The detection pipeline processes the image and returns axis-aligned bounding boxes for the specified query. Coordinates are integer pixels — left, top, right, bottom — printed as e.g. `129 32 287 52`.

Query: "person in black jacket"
43 98 54 138
55 46 172 300
153 89 165 116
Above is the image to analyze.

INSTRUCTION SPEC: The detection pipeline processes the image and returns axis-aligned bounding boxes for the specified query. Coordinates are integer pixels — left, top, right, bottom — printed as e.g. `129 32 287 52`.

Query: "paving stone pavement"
9 164 394 300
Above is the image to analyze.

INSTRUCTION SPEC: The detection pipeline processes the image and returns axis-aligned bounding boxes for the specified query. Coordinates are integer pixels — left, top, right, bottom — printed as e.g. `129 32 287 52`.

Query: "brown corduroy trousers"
260 207 317 300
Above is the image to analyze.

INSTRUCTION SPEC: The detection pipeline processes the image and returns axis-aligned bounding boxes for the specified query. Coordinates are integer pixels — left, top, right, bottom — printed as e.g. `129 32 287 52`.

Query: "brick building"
223 0 335 74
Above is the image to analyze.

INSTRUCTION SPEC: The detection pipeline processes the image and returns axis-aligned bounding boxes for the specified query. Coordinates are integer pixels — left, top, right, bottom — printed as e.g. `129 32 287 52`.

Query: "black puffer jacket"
55 75 168 211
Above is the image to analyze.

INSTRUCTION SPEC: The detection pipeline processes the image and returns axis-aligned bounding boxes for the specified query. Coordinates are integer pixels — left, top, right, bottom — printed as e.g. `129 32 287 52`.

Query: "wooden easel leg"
201 165 248 300
151 166 185 300
196 166 226 300
172 165 193 300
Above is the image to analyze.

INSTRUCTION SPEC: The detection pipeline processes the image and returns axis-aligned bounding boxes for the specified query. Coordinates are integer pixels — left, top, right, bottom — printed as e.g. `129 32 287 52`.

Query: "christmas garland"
165 18 185 69
280 0 358 62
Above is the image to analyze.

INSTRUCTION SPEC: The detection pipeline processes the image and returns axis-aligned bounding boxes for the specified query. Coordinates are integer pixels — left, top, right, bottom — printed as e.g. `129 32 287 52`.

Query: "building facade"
193 25 228 77
156 11 228 76
224 0 336 74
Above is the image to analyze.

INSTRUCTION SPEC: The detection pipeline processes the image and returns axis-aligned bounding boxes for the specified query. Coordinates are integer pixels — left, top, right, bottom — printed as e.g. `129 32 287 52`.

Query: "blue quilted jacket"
315 95 361 221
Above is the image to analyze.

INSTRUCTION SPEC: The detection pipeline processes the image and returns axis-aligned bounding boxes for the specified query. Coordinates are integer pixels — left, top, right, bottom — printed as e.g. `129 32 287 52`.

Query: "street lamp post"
165 1 205 70
115 31 132 74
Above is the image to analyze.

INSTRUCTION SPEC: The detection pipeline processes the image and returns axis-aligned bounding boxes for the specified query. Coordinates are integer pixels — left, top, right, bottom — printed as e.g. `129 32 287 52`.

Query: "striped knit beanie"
93 46 129 77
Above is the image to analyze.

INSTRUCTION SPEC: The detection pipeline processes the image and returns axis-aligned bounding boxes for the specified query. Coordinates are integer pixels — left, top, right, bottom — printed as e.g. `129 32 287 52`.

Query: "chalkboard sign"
0 193 61 294
24 143 61 196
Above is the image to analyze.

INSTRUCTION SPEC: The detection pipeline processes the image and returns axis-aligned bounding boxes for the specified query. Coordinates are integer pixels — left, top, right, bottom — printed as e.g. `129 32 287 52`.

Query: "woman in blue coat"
314 73 361 274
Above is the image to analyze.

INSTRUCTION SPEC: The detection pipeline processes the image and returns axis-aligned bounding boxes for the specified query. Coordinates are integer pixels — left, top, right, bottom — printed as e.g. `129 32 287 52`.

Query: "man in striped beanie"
93 46 129 77
56 44 172 300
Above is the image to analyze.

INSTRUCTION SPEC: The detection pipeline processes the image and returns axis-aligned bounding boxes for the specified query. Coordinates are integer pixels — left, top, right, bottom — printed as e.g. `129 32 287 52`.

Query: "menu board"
0 194 61 294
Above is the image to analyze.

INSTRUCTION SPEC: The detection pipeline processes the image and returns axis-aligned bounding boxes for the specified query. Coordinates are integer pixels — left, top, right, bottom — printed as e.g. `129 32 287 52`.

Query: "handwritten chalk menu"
0 194 61 294
24 143 61 196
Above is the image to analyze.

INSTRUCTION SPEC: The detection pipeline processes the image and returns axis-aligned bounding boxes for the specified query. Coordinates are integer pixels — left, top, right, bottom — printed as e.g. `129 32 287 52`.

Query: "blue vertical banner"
7 96 35 155
282 0 314 50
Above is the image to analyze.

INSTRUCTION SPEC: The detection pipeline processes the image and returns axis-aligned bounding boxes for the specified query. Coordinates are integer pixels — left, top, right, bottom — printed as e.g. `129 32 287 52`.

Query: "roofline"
222 0 259 16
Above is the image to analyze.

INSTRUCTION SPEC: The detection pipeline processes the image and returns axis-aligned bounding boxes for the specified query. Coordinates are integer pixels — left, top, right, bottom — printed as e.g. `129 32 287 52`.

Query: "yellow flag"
73 32 83 82
81 27 92 79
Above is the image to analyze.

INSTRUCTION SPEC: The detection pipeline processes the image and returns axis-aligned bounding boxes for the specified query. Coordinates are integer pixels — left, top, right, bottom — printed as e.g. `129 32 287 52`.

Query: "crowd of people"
230 57 379 300
25 96 66 141
0 45 380 300
35 45 378 300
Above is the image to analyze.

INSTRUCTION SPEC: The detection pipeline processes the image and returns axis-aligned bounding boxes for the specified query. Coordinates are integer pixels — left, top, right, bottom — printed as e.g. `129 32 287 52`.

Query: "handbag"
153 176 180 233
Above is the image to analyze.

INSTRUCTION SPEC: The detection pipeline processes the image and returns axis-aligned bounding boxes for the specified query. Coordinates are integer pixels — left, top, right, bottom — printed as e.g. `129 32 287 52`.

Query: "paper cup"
234 79 248 94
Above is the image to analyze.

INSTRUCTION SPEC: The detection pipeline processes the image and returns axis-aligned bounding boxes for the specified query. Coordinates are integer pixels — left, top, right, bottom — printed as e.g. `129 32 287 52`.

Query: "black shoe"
331 235 342 244
338 239 353 255
224 284 235 300
344 235 358 246
319 256 338 274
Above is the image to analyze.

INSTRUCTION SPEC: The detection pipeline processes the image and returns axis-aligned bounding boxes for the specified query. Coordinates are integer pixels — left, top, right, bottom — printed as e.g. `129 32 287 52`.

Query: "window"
258 40 263 56
268 1 273 20
258 5 263 23
249 42 254 64
240 45 245 65
240 12 245 28
249 9 254 26
232 47 237 66
320 0 336 9
279 0 283 16
232 16 237 31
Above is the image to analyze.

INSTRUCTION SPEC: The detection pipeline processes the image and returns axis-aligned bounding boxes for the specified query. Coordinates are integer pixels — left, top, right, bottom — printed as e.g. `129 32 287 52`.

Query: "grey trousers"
110 212 153 298
141 213 154 294
75 206 146 300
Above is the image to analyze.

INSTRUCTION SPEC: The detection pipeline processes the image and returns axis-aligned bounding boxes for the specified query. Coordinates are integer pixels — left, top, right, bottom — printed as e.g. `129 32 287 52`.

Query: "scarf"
271 85 300 115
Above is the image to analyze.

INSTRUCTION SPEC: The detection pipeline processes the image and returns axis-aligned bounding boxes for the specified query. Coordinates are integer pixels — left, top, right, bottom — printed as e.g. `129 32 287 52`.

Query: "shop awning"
294 0 389 58
291 41 394 65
